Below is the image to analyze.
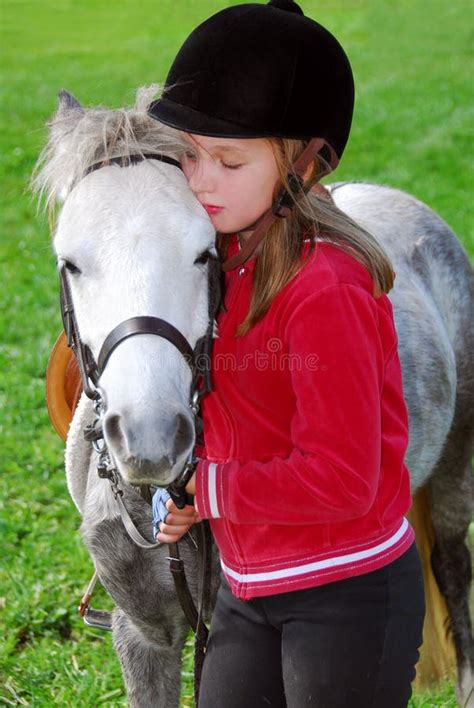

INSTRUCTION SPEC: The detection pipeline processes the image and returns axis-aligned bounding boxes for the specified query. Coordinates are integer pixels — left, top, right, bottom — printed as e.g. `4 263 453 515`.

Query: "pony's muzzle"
102 410 194 484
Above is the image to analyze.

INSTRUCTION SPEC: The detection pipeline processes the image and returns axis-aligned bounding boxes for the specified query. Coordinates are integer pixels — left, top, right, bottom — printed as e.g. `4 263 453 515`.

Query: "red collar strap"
221 137 338 272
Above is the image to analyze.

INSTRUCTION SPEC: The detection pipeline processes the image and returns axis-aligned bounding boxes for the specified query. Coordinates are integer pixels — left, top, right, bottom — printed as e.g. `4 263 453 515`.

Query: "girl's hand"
185 472 196 496
156 498 201 544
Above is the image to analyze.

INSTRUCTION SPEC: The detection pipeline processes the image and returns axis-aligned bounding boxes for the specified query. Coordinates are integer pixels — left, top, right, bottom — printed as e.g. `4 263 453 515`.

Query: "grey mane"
31 85 188 210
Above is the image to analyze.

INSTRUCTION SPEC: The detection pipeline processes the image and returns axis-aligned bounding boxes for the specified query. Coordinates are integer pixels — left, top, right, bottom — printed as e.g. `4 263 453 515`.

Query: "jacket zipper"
214 266 249 566
218 265 250 459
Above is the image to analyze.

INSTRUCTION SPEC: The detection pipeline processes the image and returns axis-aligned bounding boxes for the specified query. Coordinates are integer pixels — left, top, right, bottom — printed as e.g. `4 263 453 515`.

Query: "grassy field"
1 0 472 705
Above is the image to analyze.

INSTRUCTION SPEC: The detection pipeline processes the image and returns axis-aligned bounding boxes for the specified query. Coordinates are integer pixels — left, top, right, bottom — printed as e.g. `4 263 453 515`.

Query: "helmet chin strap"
221 137 338 272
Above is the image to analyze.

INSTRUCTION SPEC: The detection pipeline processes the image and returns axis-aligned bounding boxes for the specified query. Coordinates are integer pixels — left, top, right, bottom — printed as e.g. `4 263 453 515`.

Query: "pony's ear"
57 89 84 116
48 89 85 148
31 90 87 207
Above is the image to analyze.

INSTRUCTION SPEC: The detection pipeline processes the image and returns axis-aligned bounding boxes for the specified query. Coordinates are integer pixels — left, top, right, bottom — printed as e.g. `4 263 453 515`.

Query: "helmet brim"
148 97 312 141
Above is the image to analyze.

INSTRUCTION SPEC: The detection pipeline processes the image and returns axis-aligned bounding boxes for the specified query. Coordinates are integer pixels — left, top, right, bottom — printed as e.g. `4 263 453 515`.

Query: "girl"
150 1 425 706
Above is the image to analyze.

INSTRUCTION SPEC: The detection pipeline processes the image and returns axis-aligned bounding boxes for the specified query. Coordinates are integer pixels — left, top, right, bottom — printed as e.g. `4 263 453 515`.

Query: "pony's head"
34 87 218 487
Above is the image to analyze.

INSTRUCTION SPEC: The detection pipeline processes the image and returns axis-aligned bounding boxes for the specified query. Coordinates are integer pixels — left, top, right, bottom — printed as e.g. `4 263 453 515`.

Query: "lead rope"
193 520 213 706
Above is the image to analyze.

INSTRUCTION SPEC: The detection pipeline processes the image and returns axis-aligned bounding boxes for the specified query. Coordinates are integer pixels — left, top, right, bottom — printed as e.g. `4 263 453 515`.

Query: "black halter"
59 152 222 406
84 152 183 177
59 151 223 508
59 151 223 511
59 267 220 406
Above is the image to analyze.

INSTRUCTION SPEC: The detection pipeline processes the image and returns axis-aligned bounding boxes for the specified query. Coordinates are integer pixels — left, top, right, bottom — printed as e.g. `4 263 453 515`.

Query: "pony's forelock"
31 85 188 214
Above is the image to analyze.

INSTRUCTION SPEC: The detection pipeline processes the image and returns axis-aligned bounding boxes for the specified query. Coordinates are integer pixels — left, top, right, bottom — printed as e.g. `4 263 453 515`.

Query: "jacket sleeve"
195 283 397 525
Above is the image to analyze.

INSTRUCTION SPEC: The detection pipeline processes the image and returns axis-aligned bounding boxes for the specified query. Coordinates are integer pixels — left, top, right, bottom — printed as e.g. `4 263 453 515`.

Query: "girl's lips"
202 204 223 215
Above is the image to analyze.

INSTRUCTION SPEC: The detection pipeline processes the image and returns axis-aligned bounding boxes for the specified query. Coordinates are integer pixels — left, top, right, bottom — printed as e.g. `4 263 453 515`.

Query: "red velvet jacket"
195 234 414 600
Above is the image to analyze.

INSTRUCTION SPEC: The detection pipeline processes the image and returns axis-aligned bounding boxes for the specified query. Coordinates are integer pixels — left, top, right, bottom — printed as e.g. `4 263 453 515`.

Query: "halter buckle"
272 174 304 217
190 389 200 416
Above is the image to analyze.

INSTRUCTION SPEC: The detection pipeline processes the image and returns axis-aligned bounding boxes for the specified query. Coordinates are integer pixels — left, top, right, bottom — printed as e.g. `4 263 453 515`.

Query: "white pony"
34 88 473 707
40 88 217 490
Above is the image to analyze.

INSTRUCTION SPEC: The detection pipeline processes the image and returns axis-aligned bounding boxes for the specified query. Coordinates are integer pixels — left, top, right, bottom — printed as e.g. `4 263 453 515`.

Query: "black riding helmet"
148 0 355 168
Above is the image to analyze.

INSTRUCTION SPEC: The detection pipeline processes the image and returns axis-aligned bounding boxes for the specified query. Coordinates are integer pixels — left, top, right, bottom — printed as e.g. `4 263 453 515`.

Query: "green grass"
1 0 472 705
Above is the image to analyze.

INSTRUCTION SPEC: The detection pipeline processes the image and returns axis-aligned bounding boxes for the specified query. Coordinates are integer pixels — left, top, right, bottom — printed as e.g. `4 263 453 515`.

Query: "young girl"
150 1 425 705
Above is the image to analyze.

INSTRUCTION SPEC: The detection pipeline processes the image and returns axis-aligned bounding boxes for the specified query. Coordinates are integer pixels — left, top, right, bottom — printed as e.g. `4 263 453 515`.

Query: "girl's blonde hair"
216 138 395 337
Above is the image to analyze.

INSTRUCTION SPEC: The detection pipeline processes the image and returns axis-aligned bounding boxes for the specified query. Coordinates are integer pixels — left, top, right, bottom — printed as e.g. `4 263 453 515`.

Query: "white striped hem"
207 462 221 518
221 517 410 584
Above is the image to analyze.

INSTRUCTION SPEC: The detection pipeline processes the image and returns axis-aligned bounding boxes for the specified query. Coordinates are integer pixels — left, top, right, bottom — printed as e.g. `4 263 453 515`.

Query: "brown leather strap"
84 153 182 178
97 316 195 376
193 520 212 707
221 137 338 272
221 208 277 272
167 521 212 706
311 181 335 204
168 542 200 629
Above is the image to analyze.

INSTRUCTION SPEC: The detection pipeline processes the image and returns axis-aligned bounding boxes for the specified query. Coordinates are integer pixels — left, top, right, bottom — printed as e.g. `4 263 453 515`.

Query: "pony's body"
35 92 473 707
331 182 474 705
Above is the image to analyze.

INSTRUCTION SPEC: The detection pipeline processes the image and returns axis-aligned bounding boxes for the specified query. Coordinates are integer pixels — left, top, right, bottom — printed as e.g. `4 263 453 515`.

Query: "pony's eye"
63 260 81 275
194 250 211 266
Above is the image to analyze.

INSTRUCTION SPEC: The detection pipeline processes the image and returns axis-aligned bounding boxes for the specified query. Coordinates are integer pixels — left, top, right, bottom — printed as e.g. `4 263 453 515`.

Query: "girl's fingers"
165 499 196 515
164 503 199 526
156 523 191 544
165 512 198 526
157 500 200 544
157 532 186 544
159 521 191 536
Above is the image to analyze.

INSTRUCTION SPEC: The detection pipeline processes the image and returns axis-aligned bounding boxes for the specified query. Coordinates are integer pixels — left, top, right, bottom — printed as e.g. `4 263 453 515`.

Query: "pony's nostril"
173 413 194 458
103 413 125 451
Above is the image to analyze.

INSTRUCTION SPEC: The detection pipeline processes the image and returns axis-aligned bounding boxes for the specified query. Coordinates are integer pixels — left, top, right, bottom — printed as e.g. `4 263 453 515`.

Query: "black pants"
199 542 425 707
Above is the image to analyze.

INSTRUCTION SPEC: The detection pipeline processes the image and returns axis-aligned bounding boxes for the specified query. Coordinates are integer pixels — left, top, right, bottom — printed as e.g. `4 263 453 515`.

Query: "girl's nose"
185 159 215 195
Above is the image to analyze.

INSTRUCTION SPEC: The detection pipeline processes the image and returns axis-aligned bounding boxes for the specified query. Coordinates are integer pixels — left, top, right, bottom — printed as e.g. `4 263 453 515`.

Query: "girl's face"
180 134 280 235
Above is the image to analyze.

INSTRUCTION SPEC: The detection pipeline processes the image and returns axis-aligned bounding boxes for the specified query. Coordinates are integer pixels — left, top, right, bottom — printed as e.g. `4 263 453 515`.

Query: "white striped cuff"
196 460 223 519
